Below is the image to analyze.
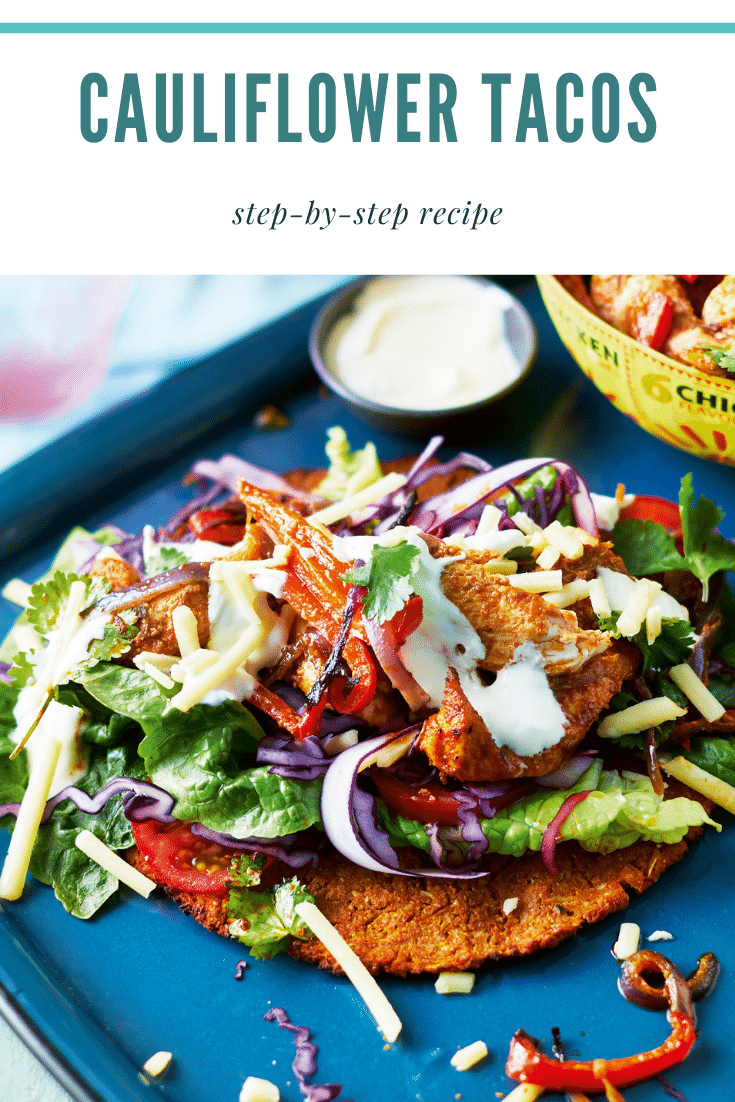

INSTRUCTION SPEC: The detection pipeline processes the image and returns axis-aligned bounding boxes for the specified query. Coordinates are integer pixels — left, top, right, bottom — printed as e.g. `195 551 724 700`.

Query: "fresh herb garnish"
145 546 190 577
700 345 735 373
228 874 316 959
342 542 421 624
596 612 696 673
26 571 108 640
612 475 735 600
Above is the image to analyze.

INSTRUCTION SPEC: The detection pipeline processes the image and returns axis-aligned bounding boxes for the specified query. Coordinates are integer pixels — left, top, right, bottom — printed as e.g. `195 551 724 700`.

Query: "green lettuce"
0 682 27 818
78 662 323 840
376 762 719 863
681 737 735 788
228 872 315 959
376 799 431 852
316 426 382 502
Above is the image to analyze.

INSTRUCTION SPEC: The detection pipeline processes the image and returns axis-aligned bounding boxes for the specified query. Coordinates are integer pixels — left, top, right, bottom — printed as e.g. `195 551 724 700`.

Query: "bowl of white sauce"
309 275 537 435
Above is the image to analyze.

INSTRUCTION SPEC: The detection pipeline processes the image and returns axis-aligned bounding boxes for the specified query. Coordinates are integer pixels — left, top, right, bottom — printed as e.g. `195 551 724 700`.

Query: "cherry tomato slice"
188 508 247 546
372 773 539 825
619 495 682 537
131 819 239 896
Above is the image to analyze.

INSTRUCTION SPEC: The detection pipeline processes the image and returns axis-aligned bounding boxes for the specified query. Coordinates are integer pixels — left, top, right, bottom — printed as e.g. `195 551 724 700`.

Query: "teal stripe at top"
0 21 733 33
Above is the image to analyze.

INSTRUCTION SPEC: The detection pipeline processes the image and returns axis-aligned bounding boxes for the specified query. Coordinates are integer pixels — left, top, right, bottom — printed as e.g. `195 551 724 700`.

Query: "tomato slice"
131 819 240 896
188 508 247 546
371 773 463 824
619 495 682 537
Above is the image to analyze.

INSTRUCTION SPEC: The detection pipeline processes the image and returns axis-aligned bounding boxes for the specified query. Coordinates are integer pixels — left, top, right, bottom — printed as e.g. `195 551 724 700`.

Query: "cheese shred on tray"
1 429 733 983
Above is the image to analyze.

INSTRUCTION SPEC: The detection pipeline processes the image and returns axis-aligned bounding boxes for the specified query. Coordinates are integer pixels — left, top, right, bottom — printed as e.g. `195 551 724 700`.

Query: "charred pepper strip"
506 951 697 1093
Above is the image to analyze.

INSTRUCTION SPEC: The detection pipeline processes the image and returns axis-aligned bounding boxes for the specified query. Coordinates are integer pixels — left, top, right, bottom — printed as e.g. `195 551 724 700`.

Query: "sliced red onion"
257 733 331 781
94 561 210 615
535 754 598 789
234 960 248 980
163 481 223 536
264 1006 347 1102
321 733 491 880
189 455 323 505
540 790 593 874
410 458 598 538
189 823 319 868
0 777 177 826
363 617 430 712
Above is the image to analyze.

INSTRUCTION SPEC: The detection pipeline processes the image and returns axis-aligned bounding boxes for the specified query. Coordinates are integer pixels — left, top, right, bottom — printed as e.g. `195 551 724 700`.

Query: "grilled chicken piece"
430 540 611 677
418 642 639 782
86 557 210 663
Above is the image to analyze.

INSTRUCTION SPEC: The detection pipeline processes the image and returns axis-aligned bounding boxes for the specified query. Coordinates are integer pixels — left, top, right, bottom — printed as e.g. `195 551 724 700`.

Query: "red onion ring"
320 733 491 879
540 790 592 874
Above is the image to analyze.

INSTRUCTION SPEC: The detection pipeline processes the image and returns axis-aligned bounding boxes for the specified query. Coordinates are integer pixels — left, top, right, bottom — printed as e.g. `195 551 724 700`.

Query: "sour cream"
325 276 524 411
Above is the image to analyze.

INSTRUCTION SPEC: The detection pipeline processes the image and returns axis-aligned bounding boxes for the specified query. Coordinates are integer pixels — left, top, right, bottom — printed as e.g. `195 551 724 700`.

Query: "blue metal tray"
1 281 733 1102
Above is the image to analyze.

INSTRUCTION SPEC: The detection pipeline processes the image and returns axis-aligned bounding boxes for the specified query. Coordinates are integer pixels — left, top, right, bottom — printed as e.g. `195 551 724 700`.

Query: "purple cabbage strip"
189 455 322 504
163 481 224 536
189 823 319 869
233 960 248 980
0 662 12 685
656 1076 690 1102
453 791 489 861
264 1006 349 1102
0 777 177 827
257 734 331 781
352 785 400 869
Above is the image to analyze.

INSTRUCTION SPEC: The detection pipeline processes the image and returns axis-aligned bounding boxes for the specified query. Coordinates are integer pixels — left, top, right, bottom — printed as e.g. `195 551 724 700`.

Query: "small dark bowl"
308 276 537 437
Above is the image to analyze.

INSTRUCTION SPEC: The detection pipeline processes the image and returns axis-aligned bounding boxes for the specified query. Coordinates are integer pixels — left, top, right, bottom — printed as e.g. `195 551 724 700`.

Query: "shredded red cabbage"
540 790 593 874
0 662 12 685
233 960 248 980
0 776 177 826
189 823 319 868
189 455 323 504
264 1006 349 1102
656 1075 691 1102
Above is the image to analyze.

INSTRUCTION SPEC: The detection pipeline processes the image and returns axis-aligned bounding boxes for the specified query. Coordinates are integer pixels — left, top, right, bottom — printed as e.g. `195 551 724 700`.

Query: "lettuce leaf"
78 662 322 840
376 762 719 863
681 737 735 788
228 873 315 959
0 682 27 819
316 426 382 502
376 799 431 852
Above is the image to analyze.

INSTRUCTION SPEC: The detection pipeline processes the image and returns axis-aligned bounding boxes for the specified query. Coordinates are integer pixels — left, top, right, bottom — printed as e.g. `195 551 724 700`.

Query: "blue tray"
1 281 733 1102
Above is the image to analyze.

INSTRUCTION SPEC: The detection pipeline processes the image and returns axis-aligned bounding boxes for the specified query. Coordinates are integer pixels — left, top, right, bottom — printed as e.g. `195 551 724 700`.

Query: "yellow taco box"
536 274 735 467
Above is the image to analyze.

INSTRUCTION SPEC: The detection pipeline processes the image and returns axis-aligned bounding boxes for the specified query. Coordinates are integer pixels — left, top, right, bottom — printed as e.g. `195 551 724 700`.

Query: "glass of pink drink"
0 277 131 422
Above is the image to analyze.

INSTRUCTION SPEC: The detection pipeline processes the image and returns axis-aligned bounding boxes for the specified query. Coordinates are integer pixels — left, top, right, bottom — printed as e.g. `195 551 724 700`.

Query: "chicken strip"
418 641 639 782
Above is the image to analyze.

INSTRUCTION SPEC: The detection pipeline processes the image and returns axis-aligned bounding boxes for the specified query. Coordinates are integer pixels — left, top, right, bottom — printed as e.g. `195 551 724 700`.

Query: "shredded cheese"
142 1051 173 1077
324 729 359 756
358 730 416 772
660 755 735 815
500 1086 545 1102
294 901 402 1042
239 1077 280 1102
502 896 519 916
142 662 176 690
133 651 177 674
450 1040 488 1070
587 578 611 618
597 697 686 738
172 605 201 657
668 664 726 723
542 520 584 560
512 513 543 536
170 624 262 711
434 972 475 994
310 472 407 527
1 578 33 608
509 570 563 594
476 504 502 536
535 544 560 571
645 603 662 645
612 922 640 960
541 579 590 609
482 559 519 575
648 930 674 942
74 830 157 897
0 737 62 901
616 579 662 637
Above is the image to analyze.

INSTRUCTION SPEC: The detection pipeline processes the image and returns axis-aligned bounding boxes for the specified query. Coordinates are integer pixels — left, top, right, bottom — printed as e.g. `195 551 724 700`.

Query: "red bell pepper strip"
634 292 674 351
328 638 377 713
188 508 247 546
384 595 423 649
506 1012 695 1092
677 274 698 283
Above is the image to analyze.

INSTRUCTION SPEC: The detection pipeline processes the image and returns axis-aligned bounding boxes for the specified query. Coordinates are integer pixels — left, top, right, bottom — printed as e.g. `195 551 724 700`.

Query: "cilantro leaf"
343 542 421 624
679 473 735 598
611 519 682 576
10 648 38 689
145 546 190 577
700 345 735 373
26 571 109 640
228 875 315 959
87 608 139 663
596 612 696 672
